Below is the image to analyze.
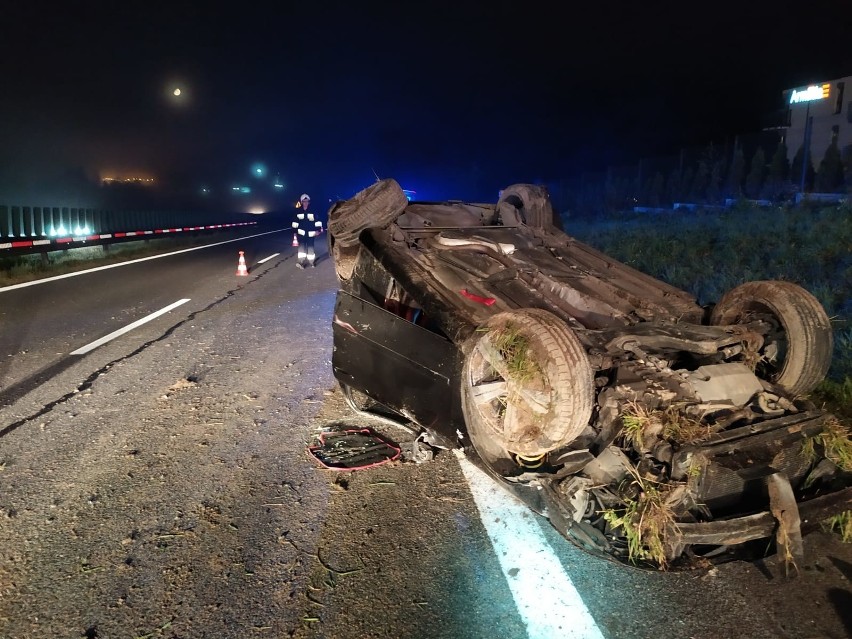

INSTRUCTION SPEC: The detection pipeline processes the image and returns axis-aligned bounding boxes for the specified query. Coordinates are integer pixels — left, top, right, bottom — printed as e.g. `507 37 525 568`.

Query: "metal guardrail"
0 204 259 253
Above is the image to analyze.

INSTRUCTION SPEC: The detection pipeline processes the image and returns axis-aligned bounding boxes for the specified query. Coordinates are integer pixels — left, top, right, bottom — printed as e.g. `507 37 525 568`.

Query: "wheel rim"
462 310 594 467
732 302 790 382
466 333 552 450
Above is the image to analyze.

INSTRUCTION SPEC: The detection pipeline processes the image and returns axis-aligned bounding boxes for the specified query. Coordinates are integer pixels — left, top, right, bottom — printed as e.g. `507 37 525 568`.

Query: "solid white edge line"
257 252 280 264
0 228 292 293
455 451 605 639
70 298 191 356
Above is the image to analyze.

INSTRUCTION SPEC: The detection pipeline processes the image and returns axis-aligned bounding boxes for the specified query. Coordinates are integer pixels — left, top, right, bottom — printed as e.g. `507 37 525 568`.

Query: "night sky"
1 0 851 206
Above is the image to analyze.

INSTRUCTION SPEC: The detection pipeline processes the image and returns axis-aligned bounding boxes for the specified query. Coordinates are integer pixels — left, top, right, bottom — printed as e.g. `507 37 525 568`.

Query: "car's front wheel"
710 280 833 395
461 308 594 472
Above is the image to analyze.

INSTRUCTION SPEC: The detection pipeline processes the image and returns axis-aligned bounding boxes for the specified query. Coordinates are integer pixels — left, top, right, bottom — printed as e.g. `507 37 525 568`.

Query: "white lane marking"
257 252 280 264
456 451 605 639
0 228 291 293
70 299 191 355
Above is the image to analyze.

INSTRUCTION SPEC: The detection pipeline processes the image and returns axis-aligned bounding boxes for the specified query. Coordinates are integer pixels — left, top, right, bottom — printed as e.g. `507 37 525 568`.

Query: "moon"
173 88 182 97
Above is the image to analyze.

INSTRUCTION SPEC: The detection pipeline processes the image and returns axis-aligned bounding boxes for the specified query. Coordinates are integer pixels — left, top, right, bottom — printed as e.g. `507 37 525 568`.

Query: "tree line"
560 135 852 216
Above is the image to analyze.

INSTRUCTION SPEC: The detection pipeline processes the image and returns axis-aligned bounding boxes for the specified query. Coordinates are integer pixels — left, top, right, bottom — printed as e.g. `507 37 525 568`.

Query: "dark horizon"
2 1 851 208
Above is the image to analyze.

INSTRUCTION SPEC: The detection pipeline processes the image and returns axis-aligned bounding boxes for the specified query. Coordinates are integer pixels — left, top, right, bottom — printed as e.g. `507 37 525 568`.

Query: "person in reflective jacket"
292 193 323 268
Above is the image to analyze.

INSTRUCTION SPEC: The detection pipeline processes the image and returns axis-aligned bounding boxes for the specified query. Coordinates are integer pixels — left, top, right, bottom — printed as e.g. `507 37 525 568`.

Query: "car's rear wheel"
327 179 408 247
461 308 594 471
710 280 833 395
497 184 559 230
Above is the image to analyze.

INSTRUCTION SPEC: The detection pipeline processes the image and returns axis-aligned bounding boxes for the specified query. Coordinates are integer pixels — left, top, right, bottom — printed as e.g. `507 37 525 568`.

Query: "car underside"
327 179 852 570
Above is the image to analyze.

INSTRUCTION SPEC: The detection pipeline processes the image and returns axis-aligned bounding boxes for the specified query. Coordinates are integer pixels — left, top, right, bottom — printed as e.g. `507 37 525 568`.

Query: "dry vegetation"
602 471 683 569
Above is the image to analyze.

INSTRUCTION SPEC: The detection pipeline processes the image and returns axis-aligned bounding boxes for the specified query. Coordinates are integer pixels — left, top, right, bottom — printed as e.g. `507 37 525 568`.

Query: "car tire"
327 179 409 247
461 308 594 469
497 184 557 230
710 280 833 396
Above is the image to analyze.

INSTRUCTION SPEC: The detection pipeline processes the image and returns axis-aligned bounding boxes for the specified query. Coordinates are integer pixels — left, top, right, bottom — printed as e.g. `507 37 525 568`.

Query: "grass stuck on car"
326 178 851 570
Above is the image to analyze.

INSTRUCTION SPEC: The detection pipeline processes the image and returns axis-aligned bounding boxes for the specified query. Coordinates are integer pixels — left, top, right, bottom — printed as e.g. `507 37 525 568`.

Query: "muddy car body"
327 179 851 568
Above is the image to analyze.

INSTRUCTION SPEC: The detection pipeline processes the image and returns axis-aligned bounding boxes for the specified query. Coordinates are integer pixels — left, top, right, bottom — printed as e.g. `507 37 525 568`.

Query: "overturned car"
327 179 851 569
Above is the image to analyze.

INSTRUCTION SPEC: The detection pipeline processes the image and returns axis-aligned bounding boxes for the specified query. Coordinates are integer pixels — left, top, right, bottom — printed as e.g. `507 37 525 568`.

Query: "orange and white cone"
292 233 299 247
236 251 249 276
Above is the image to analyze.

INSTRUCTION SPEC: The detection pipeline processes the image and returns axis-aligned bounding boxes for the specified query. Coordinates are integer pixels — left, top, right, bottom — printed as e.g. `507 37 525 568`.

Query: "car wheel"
497 184 558 230
461 308 594 470
710 280 833 395
327 179 409 247
328 231 359 281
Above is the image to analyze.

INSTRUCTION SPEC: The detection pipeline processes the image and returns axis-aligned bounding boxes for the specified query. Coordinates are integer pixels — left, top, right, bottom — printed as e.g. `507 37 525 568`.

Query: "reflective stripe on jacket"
292 211 323 238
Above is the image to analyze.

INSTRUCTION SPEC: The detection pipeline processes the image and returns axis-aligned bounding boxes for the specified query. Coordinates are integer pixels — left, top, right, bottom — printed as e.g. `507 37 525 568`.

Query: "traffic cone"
236 251 249 276
292 233 299 247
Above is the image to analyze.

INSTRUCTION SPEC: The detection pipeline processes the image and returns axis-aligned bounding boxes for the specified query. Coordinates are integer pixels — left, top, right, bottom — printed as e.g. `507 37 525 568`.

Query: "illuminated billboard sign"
789 83 830 104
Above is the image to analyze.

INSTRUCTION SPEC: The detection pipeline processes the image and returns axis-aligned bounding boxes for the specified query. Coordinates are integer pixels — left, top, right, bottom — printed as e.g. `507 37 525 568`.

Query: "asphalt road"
0 227 296 422
0 227 850 639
